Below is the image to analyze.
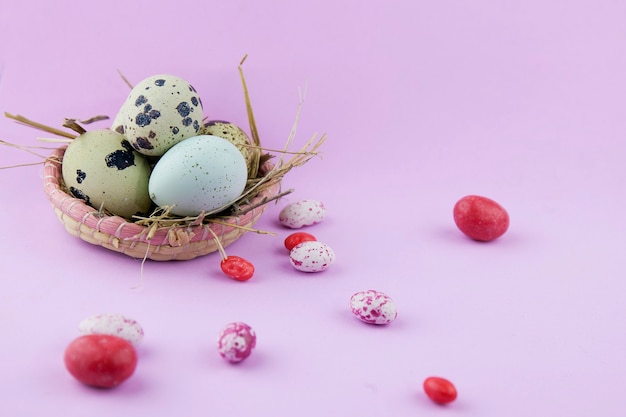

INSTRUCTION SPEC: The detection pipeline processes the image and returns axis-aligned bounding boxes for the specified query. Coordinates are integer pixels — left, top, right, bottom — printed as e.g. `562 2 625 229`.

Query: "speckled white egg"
279 200 327 228
61 129 152 219
78 313 144 346
115 74 204 156
349 290 397 325
289 240 335 272
148 135 248 217
217 322 256 363
202 120 254 174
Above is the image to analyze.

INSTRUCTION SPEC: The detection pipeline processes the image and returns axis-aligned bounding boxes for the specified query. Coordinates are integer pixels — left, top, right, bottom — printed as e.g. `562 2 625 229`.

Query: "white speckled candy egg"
289 241 335 272
61 129 152 219
115 74 204 156
148 135 248 217
78 313 144 346
279 199 327 228
202 120 254 173
217 322 256 363
350 290 397 325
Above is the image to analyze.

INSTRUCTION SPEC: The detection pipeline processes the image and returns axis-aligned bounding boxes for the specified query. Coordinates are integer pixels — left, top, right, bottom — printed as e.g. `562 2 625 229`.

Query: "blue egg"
148 135 248 217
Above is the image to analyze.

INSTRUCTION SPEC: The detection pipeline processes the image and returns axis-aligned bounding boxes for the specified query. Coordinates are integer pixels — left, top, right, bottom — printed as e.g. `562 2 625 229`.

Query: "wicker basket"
42 147 280 261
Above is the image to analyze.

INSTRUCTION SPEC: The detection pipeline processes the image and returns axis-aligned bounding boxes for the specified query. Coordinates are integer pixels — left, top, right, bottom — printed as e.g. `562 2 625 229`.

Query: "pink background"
1 0 625 415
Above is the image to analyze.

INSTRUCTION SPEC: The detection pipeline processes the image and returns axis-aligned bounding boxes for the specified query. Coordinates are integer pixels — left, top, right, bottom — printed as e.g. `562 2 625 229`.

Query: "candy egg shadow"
228 349 269 370
456 228 526 248
424 226 470 243
271 219 321 233
113 375 149 395
332 306 407 330
204 267 265 285
71 374 148 396
276 260 335 277
354 317 406 330
134 344 153 360
424 225 523 247
202 346 271 371
413 389 468 411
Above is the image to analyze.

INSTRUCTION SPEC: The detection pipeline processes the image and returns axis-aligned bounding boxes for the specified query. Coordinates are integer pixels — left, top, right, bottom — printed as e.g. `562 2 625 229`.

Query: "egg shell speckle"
148 135 248 217
78 313 144 346
289 241 335 272
350 290 397 325
116 74 204 156
217 322 256 363
279 200 327 228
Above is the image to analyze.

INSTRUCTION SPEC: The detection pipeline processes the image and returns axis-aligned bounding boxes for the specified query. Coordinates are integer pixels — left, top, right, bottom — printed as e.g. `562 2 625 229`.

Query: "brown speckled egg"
114 74 204 156
61 129 152 219
201 120 254 174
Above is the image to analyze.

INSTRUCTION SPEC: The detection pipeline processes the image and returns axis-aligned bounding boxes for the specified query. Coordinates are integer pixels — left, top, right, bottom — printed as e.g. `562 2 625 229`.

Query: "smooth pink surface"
1 1 625 416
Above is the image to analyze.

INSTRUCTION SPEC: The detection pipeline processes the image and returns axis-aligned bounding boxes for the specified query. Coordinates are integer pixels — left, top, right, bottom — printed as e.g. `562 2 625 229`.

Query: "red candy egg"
64 334 138 388
284 232 317 251
220 256 255 281
453 195 509 241
423 376 457 405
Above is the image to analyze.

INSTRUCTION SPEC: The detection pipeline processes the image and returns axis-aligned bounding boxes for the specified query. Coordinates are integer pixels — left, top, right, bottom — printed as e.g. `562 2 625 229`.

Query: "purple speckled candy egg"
279 199 327 228
78 313 144 346
289 241 336 272
217 322 256 363
350 290 397 325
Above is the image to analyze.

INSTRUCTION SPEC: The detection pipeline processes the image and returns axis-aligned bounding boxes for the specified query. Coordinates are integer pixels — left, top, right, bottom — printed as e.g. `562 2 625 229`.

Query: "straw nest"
2 57 325 261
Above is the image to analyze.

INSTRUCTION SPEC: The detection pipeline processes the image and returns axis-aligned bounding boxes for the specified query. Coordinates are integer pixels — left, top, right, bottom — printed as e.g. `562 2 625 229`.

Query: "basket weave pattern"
43 147 279 261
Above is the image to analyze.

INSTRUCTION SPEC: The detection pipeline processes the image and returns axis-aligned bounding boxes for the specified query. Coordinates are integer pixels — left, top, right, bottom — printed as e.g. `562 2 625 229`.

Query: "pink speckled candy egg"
217 322 256 363
350 290 397 325
289 241 336 272
279 199 327 228
78 313 144 346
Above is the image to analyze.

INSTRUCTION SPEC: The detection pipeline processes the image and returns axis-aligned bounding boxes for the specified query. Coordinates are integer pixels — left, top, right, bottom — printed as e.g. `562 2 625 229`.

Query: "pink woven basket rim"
43 147 279 246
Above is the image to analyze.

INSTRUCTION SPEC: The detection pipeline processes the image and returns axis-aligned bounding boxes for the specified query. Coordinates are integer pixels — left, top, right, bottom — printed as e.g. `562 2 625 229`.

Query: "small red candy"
423 376 457 405
284 232 317 251
220 256 255 281
64 334 137 388
453 195 509 241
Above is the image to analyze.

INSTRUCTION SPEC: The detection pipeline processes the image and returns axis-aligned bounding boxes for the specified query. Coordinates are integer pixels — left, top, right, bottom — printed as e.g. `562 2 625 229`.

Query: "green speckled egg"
61 129 152 219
